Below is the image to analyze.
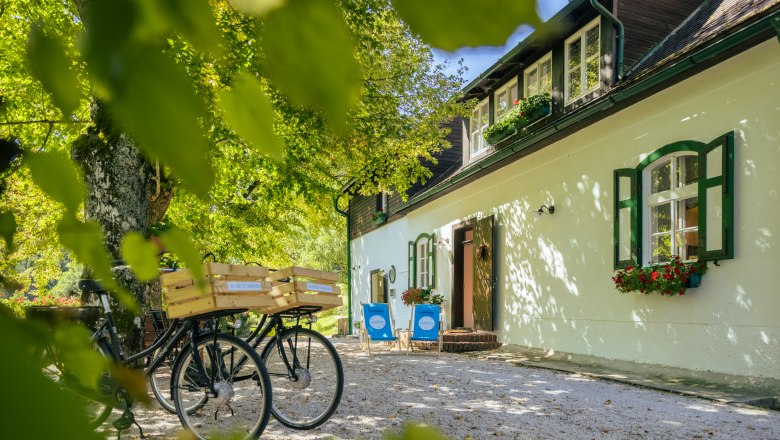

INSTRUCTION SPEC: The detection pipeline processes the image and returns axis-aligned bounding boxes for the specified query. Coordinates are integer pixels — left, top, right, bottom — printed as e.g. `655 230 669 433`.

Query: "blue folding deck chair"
361 303 401 356
408 304 443 355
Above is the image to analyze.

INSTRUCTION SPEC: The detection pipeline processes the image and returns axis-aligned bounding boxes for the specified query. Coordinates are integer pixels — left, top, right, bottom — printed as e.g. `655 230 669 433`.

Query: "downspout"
333 196 352 334
590 0 624 82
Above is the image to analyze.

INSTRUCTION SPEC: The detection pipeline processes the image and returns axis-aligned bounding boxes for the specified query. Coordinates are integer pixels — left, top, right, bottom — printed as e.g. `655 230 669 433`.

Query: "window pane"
496 91 507 118
568 40 581 70
706 185 723 251
677 155 699 186
651 204 671 233
527 69 538 96
678 197 698 229
619 207 631 261
509 86 518 107
539 60 552 96
586 26 599 58
568 71 581 100
650 234 672 264
586 57 599 90
677 197 698 259
650 160 671 193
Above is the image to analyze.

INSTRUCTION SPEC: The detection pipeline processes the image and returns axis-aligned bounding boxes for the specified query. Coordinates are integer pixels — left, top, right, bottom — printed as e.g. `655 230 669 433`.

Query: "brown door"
370 269 386 303
472 215 494 331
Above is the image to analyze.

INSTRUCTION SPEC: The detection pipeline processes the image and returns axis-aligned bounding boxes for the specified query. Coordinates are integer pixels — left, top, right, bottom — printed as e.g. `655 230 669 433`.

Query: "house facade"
345 0 780 380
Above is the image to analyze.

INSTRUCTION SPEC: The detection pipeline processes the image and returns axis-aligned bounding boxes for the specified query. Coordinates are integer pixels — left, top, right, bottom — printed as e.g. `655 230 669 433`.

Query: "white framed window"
565 17 600 104
417 241 428 288
643 153 699 264
408 232 436 288
614 133 734 269
524 52 552 98
493 78 518 121
469 99 489 157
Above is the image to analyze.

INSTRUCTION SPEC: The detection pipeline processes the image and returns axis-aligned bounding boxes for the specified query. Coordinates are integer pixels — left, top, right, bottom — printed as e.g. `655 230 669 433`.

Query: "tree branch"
0 119 89 126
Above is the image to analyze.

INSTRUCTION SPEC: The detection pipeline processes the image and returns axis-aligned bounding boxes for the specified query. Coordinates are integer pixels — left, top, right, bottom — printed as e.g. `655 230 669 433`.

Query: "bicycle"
149 306 344 430
34 276 274 440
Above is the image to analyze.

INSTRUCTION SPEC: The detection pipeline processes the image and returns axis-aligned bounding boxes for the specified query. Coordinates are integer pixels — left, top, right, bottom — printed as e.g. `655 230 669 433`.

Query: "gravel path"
125 339 780 439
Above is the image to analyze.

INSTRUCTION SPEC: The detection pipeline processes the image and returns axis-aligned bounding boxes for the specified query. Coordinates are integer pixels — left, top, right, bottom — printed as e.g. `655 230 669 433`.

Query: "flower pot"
685 273 702 288
372 212 387 225
524 103 551 125
486 126 517 145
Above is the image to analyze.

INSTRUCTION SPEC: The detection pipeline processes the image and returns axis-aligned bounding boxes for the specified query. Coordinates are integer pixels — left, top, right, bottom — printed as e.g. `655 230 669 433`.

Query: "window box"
484 94 551 145
372 211 387 225
611 256 707 296
685 272 702 288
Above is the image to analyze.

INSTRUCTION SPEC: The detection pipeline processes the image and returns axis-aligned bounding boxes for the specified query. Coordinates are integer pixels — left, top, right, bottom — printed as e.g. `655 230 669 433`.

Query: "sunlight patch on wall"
734 285 753 311
537 237 579 296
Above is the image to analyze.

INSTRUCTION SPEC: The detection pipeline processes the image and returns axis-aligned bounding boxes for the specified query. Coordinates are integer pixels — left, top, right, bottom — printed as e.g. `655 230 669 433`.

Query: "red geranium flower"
650 271 659 281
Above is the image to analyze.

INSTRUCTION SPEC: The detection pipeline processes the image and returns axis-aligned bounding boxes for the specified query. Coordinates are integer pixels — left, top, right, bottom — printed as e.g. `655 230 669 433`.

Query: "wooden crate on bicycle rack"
265 266 342 314
161 263 275 318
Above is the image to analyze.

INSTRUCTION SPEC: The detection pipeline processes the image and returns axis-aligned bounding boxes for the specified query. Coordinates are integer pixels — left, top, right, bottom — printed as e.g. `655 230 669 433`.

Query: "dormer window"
523 52 552 99
494 78 518 120
470 98 489 157
565 17 600 104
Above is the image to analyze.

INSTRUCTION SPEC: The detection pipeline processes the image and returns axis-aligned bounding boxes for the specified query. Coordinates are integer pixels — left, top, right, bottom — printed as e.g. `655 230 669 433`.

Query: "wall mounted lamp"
437 237 450 246
534 204 555 217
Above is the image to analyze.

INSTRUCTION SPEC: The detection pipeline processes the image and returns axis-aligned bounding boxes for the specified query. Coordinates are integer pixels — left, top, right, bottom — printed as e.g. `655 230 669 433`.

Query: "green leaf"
120 232 161 282
161 227 206 292
26 152 85 213
391 0 540 51
81 0 137 95
57 216 138 313
54 324 108 390
108 47 214 198
26 23 82 116
156 0 223 56
217 72 284 160
231 0 286 16
261 0 361 133
0 210 15 251
0 309 103 440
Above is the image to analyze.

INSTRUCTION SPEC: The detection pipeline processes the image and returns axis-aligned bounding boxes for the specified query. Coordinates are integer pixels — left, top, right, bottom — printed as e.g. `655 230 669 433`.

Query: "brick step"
443 341 502 353
442 333 499 343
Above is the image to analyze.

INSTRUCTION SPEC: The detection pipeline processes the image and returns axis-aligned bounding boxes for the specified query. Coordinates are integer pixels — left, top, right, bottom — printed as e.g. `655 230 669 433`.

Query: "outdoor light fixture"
534 204 555 217
437 237 450 247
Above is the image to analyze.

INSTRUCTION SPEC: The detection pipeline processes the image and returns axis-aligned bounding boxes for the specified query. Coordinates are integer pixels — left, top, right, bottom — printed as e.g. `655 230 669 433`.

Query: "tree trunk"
72 100 162 356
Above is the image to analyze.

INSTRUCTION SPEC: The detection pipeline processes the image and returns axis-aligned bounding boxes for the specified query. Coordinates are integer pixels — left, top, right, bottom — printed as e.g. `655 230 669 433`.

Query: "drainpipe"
333 195 352 334
590 0 624 82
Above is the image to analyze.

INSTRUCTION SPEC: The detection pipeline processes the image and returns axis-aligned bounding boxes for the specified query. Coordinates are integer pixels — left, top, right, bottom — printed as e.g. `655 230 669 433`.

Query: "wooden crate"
162 263 275 318
265 266 343 314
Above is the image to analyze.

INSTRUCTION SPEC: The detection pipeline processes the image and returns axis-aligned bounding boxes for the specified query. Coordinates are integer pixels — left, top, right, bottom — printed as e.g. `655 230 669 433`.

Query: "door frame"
451 222 472 329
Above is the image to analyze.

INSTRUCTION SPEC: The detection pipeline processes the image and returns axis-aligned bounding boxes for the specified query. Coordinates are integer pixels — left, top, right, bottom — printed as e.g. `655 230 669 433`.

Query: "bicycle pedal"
112 411 135 431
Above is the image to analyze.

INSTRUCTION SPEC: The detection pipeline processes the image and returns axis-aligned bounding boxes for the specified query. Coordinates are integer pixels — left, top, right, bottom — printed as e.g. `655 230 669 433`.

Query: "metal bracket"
773 15 780 44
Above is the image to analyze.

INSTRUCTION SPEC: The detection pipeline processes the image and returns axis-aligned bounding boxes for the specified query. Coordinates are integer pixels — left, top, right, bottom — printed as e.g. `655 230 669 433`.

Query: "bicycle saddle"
78 279 106 293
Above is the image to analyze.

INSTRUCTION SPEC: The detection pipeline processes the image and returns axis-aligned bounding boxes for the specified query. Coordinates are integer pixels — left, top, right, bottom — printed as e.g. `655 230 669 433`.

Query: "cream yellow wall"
351 39 780 379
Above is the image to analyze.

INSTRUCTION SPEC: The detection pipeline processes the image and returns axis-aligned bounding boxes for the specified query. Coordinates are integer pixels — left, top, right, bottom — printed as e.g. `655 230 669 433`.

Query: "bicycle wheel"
172 333 272 440
40 340 114 428
148 346 178 413
260 327 344 429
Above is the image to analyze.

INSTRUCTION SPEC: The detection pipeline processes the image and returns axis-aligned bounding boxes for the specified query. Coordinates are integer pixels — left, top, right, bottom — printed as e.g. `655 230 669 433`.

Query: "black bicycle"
149 307 344 430
33 277 274 440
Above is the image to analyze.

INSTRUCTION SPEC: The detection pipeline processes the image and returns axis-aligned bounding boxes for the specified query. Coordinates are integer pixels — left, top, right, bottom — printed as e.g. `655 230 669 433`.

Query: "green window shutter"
614 168 640 268
698 132 735 261
427 233 436 288
408 241 415 288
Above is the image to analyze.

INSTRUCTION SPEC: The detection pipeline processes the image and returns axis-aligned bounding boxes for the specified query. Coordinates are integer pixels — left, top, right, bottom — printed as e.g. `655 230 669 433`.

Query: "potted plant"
372 209 387 225
484 93 551 145
401 287 444 306
612 256 708 296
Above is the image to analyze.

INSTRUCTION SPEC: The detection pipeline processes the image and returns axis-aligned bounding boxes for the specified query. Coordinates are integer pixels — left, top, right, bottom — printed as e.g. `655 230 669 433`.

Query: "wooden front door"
472 215 494 331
